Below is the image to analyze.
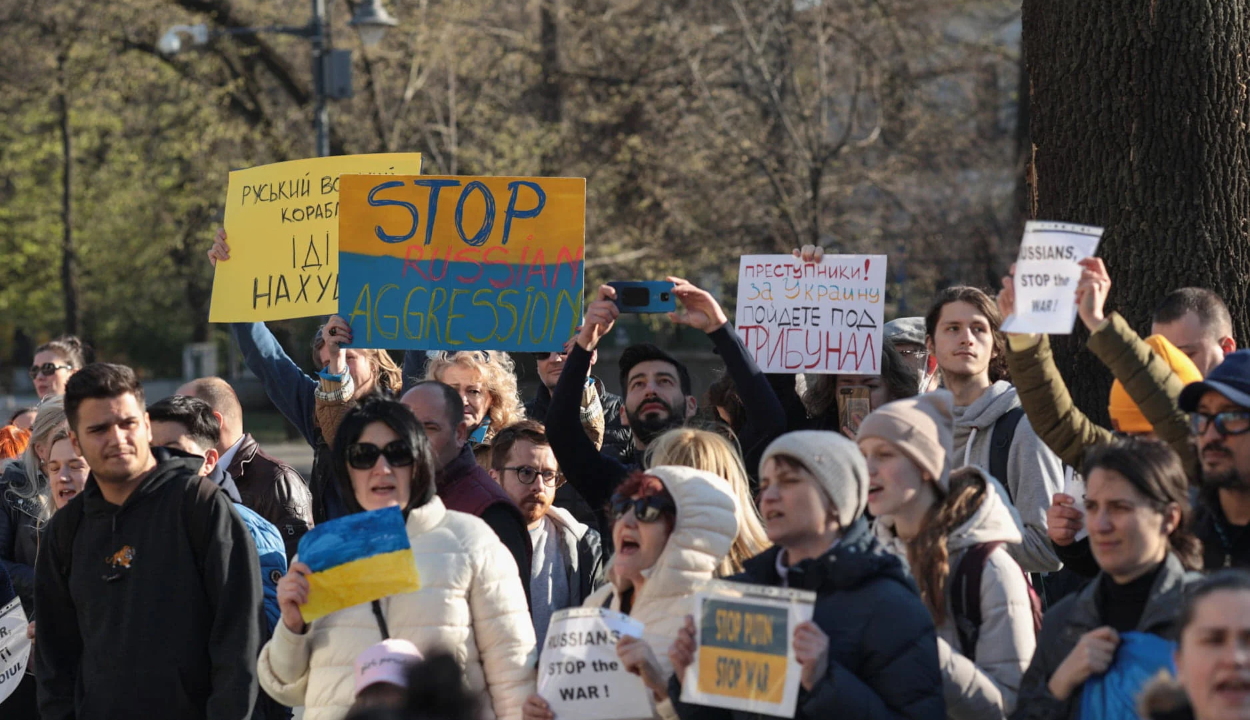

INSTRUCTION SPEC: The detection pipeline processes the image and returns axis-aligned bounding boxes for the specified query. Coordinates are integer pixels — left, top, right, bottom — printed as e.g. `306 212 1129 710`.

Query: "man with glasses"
884 317 940 392
490 421 604 643
1180 350 1250 568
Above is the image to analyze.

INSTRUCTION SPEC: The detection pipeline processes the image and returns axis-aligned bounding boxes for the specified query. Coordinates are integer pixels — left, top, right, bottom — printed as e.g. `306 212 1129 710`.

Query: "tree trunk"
1021 1 1250 424
538 0 562 176
57 52 80 336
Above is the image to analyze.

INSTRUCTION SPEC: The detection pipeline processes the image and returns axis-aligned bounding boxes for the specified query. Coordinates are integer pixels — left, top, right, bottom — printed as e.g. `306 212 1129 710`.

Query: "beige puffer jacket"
257 496 537 720
875 467 1037 720
583 465 739 720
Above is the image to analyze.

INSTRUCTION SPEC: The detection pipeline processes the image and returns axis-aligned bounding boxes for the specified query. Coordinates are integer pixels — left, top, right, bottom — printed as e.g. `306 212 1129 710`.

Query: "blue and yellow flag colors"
297 506 420 623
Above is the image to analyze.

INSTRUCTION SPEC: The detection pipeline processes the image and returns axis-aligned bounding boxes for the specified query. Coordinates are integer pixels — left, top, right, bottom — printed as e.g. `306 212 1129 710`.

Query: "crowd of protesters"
1 234 1249 720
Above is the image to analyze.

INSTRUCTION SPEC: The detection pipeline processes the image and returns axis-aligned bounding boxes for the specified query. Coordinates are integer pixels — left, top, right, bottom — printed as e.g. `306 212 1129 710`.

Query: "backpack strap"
950 541 1004 662
989 408 1025 501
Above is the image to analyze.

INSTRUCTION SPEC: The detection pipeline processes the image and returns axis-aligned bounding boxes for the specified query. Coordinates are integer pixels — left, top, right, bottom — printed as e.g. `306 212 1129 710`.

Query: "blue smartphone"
608 281 676 314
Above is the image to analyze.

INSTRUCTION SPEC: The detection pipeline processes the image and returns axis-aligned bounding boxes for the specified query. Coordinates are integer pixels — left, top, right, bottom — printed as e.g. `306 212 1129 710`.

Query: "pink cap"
354 639 423 695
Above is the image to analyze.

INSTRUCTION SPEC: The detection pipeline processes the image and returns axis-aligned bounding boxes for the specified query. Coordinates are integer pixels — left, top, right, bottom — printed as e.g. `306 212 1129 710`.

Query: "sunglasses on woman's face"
346 441 415 470
29 363 72 379
609 494 675 523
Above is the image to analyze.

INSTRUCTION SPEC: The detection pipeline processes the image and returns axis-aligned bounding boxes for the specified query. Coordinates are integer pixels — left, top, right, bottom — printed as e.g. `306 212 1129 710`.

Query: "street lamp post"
159 0 398 157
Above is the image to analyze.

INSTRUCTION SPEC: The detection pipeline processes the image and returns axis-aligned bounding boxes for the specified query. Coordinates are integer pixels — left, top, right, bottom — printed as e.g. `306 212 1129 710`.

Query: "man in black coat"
35 363 262 720
178 376 313 560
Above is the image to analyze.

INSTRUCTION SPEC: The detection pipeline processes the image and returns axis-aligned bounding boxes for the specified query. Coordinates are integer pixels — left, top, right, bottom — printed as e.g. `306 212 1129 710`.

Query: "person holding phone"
544 279 786 533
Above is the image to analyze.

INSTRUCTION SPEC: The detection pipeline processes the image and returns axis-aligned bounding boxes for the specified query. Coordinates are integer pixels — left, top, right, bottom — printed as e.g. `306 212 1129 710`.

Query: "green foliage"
0 0 1023 381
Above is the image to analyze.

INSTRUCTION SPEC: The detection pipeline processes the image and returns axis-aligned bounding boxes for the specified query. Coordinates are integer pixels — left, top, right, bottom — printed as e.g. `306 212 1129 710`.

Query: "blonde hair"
425 351 525 441
363 350 403 396
10 396 66 525
645 428 769 576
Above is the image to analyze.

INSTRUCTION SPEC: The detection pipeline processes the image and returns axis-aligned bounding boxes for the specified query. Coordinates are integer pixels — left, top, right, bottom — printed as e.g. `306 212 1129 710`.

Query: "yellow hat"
1108 335 1202 434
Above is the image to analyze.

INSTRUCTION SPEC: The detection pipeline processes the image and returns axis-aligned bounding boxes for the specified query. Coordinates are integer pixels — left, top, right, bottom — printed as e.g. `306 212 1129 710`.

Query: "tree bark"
1022 1 1250 424
57 51 80 336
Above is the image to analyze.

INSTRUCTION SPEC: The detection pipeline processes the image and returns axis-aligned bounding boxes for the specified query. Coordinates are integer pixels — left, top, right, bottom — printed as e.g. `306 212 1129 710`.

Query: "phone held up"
837 386 872 434
608 281 676 314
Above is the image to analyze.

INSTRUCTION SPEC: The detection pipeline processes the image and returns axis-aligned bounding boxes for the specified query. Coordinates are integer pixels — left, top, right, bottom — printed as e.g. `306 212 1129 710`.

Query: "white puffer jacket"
258 496 537 720
583 465 739 720
874 467 1037 720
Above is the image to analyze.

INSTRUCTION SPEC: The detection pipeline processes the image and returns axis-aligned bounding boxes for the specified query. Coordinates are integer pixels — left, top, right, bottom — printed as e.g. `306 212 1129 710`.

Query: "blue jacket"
209 462 286 636
231 322 347 522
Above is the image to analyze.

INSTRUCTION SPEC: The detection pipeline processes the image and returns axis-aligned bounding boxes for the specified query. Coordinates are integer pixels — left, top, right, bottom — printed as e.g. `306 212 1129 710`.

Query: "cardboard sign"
210 153 423 322
337 174 586 351
1000 221 1103 335
296 506 420 623
537 608 653 720
0 568 29 703
681 581 815 718
736 254 887 374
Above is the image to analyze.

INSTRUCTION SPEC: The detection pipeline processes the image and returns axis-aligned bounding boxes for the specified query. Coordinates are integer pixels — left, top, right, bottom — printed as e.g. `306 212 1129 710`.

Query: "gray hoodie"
951 381 1063 572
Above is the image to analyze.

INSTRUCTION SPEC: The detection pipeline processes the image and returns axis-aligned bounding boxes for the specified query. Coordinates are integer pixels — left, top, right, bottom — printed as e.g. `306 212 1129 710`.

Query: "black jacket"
0 461 40 616
547 327 786 535
1010 553 1201 720
34 452 262 720
526 377 631 462
670 518 945 720
1192 485 1250 570
226 433 313 561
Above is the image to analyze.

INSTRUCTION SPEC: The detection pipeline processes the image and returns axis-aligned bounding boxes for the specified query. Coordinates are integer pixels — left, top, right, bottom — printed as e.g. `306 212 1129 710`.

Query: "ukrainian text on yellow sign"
681 582 814 718
695 601 789 704
209 153 422 322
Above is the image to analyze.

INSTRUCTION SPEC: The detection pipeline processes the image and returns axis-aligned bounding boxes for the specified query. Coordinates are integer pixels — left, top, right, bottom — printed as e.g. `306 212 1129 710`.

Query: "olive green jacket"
1003 312 1197 481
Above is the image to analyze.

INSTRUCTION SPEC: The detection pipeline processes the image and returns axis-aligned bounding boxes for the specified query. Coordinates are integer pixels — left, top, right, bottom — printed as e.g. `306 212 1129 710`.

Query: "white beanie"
759 430 869 528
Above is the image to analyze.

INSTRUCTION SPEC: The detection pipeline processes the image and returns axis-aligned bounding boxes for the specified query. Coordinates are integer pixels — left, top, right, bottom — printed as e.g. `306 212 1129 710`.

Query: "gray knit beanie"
855 390 955 491
759 430 869 528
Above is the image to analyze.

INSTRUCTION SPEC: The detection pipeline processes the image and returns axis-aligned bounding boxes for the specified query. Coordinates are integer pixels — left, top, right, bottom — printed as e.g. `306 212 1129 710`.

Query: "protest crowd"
3 206 1250 720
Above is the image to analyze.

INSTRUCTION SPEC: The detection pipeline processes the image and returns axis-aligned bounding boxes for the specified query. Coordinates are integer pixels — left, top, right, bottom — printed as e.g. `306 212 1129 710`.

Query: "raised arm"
545 286 630 516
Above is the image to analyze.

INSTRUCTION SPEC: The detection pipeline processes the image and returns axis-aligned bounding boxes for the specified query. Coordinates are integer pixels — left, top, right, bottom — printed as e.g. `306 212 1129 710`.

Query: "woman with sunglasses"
522 466 739 720
666 430 945 720
1012 439 1203 720
259 398 536 720
29 335 86 399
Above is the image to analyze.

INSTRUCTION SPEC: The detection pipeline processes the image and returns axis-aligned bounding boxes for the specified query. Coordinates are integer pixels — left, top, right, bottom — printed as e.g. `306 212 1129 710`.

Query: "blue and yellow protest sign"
296 506 419 623
681 581 814 718
336 174 586 351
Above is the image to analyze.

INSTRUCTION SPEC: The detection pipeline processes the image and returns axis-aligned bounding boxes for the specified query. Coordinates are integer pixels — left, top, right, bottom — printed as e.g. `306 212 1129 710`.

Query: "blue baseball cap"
1179 350 1250 412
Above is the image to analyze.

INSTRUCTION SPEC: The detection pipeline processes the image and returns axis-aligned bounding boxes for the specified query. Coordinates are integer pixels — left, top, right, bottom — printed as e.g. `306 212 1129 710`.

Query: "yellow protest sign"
681 581 814 718
209 153 422 322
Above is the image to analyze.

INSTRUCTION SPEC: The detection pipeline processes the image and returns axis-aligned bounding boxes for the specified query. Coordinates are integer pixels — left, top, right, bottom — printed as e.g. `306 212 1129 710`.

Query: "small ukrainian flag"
297 506 421 623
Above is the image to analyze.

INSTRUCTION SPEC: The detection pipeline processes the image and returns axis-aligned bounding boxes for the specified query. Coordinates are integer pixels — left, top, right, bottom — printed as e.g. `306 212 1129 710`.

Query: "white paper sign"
537 608 652 720
736 254 887 374
1000 221 1104 335
1064 469 1089 542
681 581 816 718
0 595 30 703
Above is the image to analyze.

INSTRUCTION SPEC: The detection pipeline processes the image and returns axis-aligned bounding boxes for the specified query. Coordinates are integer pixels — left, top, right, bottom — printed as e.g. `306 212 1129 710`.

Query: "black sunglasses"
1190 411 1250 437
29 363 72 379
609 494 675 523
346 441 415 470
531 351 567 362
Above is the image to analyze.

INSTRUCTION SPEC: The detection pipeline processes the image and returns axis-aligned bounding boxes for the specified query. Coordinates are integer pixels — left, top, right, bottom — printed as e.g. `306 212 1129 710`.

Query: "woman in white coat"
523 465 739 720
858 391 1037 720
258 398 536 720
